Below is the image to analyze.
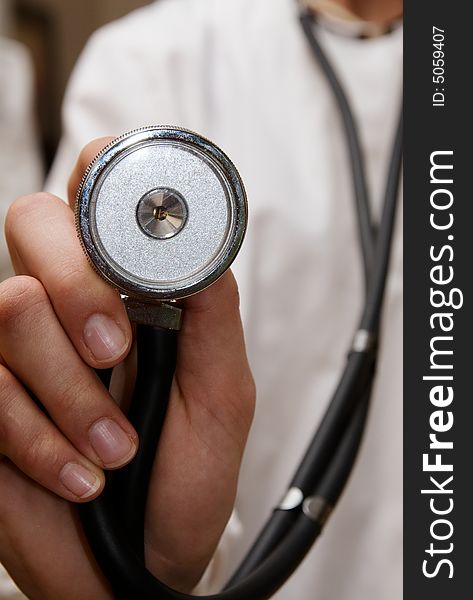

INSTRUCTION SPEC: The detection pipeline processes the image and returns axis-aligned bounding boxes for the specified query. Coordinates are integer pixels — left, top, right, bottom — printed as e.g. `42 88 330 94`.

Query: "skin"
0 1 404 596
0 139 255 598
339 0 403 22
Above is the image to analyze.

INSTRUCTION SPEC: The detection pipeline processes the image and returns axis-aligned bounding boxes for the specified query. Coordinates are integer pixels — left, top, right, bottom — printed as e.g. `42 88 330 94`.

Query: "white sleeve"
0 563 26 600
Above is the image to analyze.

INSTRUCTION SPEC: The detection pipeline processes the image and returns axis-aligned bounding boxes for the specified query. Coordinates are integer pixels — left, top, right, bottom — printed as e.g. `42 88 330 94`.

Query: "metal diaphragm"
76 126 247 300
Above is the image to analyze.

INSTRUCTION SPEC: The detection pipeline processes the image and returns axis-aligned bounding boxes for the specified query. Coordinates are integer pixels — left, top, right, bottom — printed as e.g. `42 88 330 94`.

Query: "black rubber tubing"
110 325 178 558
80 488 322 600
299 11 375 288
225 381 373 586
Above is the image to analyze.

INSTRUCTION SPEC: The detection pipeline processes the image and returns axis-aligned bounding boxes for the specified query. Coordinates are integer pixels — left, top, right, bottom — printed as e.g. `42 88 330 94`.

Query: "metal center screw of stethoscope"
136 187 188 239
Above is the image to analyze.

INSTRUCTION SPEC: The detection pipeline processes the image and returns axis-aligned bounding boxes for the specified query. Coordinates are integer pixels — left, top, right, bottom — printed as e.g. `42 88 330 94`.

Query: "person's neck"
337 0 403 22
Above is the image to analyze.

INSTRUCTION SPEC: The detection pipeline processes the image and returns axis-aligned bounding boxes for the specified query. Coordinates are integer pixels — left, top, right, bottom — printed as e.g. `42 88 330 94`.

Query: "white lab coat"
47 1 403 598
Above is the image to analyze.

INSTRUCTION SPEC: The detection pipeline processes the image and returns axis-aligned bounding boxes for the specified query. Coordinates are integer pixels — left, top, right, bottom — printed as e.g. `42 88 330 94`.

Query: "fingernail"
59 463 101 499
83 314 128 362
89 418 136 468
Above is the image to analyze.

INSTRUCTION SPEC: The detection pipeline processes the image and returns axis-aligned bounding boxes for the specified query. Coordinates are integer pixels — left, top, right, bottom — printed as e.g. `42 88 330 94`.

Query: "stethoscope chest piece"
76 126 247 301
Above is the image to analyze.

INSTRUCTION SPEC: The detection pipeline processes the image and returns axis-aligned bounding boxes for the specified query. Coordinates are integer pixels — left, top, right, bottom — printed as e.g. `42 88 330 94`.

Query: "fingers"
178 270 256 441
0 365 104 502
0 276 138 477
5 192 131 368
67 137 115 209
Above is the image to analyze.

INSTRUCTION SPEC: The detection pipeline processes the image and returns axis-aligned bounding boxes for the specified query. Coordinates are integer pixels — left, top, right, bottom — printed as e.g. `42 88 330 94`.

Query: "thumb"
177 270 255 441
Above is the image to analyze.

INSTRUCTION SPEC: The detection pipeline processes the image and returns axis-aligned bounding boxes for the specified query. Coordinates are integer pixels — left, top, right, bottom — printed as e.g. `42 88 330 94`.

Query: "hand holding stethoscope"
0 133 254 597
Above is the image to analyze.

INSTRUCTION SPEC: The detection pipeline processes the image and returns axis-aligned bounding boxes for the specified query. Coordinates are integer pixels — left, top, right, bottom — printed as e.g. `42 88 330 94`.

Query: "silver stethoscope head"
76 126 247 302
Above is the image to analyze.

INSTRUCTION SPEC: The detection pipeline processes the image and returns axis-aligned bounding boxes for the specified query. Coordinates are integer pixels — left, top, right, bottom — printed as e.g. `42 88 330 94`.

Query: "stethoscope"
75 8 403 599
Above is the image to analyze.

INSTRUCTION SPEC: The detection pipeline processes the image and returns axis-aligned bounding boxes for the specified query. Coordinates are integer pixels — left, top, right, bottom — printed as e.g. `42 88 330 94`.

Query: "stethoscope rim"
76 126 248 301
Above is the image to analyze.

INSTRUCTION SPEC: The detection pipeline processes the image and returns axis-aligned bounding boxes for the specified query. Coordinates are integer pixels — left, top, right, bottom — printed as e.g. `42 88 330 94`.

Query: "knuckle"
21 429 61 475
52 261 90 300
54 372 99 419
0 368 70 478
0 276 48 327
